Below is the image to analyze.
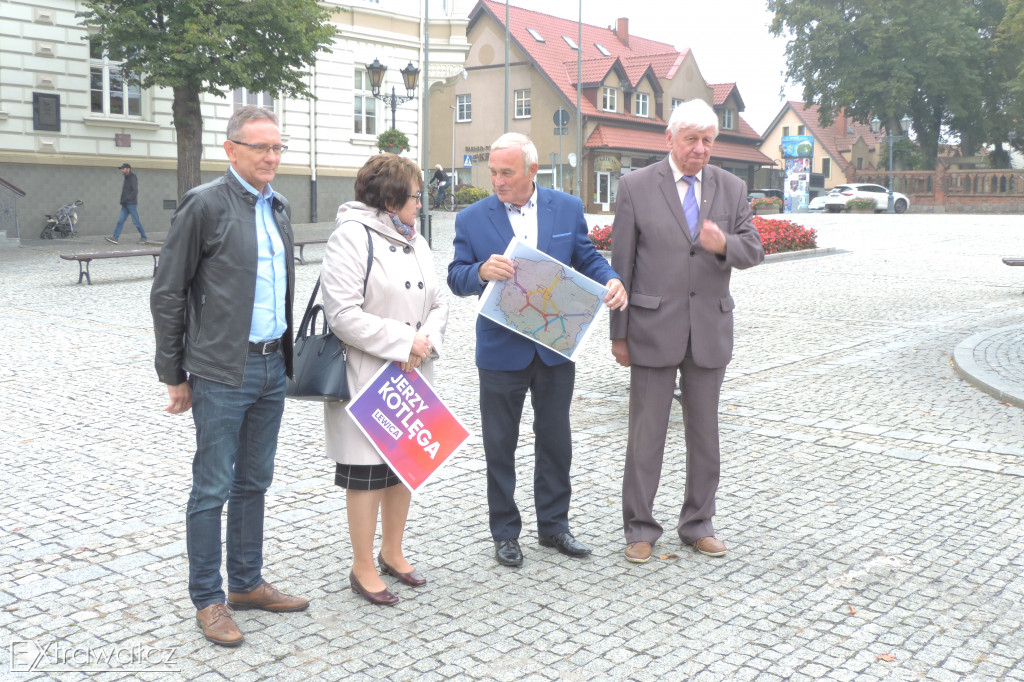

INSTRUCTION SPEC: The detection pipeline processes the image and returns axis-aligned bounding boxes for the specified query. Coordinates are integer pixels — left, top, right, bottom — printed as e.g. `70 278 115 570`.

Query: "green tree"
768 0 1001 166
79 0 336 198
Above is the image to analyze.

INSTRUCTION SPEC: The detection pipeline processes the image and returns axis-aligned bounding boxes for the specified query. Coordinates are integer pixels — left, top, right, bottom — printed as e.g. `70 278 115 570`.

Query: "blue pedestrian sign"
463 155 473 168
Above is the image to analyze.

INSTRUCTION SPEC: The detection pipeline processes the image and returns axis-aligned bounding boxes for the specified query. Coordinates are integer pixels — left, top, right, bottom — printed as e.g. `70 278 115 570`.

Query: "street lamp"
870 113 913 213
365 58 420 130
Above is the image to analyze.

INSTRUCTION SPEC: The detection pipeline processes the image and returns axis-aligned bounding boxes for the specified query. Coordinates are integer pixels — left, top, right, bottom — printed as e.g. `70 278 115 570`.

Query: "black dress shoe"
494 539 524 566
538 531 592 558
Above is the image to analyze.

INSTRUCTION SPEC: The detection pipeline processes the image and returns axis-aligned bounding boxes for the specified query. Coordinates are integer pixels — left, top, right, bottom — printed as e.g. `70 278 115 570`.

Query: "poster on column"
781 135 814 213
346 361 471 493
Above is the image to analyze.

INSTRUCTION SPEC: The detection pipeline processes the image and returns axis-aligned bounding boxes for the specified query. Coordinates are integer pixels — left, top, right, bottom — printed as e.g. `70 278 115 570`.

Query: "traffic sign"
463 154 473 168
553 108 570 127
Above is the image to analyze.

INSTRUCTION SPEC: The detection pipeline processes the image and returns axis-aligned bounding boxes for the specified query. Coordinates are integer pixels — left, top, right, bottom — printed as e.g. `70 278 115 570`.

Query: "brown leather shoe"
227 581 309 612
625 541 653 563
196 603 243 647
693 536 727 557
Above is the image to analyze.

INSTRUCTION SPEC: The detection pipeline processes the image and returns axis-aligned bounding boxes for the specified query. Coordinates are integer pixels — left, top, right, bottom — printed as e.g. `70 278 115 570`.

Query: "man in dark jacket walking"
105 163 148 244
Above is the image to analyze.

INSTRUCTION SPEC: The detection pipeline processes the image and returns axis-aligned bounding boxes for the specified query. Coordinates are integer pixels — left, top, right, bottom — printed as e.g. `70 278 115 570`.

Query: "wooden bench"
294 238 328 264
60 248 161 285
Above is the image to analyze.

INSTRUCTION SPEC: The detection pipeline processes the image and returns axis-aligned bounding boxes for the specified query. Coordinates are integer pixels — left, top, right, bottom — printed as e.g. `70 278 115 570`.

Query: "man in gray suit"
609 99 764 564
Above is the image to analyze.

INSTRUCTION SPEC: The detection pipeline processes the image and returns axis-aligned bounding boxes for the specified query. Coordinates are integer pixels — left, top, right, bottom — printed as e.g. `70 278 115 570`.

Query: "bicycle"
427 182 456 212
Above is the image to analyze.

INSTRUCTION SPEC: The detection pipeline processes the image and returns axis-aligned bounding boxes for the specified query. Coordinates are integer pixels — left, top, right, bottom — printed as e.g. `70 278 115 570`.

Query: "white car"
808 195 828 212
824 183 910 213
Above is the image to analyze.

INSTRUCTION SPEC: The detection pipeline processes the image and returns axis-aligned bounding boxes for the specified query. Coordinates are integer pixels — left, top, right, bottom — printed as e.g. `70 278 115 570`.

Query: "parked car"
823 183 910 213
808 195 828 212
747 191 767 204
753 188 784 200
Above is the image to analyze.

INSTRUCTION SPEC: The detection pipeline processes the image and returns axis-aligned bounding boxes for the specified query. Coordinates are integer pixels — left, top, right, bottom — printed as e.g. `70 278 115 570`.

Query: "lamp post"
870 113 913 213
451 105 457 190
365 58 420 130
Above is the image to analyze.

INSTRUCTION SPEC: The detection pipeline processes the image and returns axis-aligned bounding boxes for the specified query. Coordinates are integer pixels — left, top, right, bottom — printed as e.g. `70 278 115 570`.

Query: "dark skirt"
334 463 401 490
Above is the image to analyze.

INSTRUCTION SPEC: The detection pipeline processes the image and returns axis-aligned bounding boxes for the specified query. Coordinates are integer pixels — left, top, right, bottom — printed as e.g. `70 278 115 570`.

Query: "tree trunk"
172 83 203 199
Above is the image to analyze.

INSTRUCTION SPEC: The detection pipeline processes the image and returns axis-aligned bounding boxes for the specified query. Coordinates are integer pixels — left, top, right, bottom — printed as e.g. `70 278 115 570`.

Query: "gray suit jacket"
609 159 764 369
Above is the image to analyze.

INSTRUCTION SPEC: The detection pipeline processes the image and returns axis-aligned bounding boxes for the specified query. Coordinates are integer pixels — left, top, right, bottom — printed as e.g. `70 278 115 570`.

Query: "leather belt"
248 338 281 355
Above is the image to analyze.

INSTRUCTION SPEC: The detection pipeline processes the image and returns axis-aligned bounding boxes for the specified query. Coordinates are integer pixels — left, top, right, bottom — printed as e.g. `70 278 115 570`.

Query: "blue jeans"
437 181 449 203
113 204 147 240
186 350 286 609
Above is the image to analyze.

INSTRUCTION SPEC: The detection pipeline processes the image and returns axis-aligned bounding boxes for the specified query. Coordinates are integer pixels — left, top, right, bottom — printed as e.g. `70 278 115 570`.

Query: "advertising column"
780 135 814 213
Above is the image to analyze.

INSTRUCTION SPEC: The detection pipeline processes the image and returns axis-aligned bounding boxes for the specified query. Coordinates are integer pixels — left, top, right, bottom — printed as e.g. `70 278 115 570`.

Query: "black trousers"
479 356 575 541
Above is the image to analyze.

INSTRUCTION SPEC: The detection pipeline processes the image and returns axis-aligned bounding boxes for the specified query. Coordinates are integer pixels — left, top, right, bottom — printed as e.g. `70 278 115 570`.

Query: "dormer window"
526 28 545 42
634 93 649 118
602 87 617 112
595 43 611 56
562 36 578 50
720 108 734 130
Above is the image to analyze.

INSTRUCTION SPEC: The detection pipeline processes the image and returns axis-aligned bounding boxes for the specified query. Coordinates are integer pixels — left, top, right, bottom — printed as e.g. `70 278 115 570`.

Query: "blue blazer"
448 187 619 371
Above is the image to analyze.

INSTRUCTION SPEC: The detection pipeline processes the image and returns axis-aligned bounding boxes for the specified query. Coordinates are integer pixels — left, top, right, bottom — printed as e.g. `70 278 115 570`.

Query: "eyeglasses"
408 192 423 201
229 140 288 155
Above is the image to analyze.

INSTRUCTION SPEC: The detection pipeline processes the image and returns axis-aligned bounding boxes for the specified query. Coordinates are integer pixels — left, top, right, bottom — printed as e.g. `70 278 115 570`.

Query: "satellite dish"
567 153 577 168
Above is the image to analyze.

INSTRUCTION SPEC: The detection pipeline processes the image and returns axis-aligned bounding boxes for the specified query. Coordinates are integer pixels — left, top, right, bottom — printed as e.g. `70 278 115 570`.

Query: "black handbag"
286 226 373 401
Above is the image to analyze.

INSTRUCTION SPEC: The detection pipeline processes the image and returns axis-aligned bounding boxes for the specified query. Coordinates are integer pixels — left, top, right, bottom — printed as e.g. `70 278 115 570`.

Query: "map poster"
346 361 471 494
476 238 609 362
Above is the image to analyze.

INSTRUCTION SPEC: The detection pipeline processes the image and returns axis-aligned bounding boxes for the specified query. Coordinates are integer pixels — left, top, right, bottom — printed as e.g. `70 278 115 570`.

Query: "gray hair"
667 99 718 139
226 105 279 140
491 132 538 173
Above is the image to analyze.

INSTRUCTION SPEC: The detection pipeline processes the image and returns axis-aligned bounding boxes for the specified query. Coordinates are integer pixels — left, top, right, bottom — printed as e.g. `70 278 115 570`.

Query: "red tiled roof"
711 139 773 165
586 124 772 166
472 0 684 122
586 125 666 152
718 114 761 142
710 83 737 106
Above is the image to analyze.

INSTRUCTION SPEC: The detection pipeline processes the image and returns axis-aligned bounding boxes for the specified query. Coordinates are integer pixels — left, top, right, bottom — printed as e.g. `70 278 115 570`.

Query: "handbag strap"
296 225 374 338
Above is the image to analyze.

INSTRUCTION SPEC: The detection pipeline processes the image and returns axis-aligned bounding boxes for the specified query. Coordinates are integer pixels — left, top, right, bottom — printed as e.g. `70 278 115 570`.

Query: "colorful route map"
477 239 609 362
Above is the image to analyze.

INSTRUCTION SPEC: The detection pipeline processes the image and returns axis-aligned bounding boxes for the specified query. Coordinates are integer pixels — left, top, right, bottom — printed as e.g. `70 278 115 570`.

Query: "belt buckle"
261 340 275 355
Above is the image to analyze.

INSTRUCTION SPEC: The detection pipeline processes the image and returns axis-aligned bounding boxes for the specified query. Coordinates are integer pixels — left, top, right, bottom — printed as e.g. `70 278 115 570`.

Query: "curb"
952 325 1024 408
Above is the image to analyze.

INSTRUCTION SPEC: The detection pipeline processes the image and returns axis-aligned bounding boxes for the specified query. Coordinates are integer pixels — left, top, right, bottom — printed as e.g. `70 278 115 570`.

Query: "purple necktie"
682 175 699 238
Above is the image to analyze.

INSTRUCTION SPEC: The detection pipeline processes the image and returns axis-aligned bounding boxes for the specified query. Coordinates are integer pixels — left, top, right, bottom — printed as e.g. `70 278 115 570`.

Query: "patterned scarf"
387 211 416 241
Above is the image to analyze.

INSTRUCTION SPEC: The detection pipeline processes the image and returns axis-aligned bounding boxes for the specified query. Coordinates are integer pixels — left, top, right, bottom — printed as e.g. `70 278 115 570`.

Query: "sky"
497 0 803 135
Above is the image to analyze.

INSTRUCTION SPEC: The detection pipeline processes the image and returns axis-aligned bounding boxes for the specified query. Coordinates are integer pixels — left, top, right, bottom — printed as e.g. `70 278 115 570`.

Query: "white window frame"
232 88 276 112
634 92 649 118
514 89 531 119
457 93 472 122
671 98 685 111
352 69 376 136
89 38 142 118
601 87 617 113
721 108 734 130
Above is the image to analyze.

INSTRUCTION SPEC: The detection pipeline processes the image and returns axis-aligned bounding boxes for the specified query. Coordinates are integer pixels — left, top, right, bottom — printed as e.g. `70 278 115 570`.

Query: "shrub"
376 128 410 153
846 197 877 210
754 217 817 254
455 185 491 205
750 196 782 208
589 224 613 250
587 218 817 255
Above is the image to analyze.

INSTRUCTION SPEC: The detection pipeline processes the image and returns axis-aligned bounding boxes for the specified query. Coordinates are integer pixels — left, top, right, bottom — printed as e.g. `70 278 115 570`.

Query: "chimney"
616 18 629 47
836 108 848 136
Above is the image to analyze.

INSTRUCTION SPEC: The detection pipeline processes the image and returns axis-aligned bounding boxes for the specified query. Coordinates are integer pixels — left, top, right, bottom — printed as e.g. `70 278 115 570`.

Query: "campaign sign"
346 361 471 493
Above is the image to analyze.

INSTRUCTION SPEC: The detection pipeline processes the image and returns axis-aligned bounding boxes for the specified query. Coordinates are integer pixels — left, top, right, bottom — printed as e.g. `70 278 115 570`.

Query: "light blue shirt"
230 166 287 343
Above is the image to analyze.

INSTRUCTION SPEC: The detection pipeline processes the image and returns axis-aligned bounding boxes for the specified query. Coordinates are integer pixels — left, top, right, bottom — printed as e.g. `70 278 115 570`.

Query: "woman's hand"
402 332 433 372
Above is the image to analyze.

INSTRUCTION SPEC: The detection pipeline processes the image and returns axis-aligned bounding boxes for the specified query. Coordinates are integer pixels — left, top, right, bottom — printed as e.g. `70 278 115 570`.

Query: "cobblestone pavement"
1 211 1023 681
954 325 1024 408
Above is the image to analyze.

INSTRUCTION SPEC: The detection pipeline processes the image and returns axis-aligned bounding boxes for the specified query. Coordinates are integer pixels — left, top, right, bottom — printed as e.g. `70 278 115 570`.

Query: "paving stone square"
0 211 1022 680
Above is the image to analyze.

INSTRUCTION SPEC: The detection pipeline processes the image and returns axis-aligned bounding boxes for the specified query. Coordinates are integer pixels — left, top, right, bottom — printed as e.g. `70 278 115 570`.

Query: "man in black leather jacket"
150 106 307 648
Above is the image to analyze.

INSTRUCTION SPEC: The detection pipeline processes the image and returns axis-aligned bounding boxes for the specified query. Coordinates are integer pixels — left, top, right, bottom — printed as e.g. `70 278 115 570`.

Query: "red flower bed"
590 218 816 255
588 224 613 250
753 216 817 255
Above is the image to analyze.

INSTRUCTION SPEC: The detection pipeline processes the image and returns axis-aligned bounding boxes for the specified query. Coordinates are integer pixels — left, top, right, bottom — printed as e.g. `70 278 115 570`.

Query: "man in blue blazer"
448 133 628 567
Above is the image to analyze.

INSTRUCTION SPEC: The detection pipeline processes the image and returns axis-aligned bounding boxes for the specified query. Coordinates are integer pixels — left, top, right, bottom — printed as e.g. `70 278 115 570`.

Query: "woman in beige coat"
321 154 448 606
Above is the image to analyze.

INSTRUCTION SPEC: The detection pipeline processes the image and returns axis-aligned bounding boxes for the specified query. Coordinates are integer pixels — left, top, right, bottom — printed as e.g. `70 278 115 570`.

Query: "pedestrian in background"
321 153 448 607
150 105 307 647
105 163 148 244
